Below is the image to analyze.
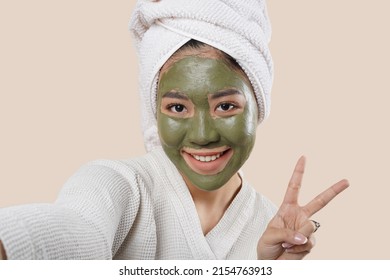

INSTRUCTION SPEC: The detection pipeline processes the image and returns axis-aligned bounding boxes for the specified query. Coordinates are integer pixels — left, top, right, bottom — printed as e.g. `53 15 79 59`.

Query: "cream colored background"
0 1 388 259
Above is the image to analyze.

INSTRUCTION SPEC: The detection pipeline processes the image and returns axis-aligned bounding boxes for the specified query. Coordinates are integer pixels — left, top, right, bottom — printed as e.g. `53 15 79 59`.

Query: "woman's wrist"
0 240 7 260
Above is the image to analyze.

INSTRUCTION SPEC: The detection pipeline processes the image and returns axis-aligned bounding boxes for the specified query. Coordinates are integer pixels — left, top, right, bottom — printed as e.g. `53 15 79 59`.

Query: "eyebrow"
162 91 189 100
209 89 243 100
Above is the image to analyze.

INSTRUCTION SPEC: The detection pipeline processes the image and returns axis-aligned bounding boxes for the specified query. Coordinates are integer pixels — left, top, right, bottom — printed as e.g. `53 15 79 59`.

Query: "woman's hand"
0 240 7 260
257 156 349 260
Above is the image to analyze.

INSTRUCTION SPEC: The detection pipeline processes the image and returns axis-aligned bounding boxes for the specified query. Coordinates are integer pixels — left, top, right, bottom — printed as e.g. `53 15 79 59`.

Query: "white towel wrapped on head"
130 0 273 152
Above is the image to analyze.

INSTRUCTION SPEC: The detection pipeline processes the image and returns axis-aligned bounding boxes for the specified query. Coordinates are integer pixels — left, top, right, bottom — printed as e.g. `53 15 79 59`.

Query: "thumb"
281 220 318 249
261 227 308 247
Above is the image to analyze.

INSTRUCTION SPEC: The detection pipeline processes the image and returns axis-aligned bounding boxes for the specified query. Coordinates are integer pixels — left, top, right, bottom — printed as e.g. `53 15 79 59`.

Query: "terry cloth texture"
0 147 276 259
129 0 274 152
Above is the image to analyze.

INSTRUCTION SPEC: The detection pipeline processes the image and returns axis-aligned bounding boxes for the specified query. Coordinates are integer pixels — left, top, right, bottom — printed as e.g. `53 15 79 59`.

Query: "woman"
0 0 349 260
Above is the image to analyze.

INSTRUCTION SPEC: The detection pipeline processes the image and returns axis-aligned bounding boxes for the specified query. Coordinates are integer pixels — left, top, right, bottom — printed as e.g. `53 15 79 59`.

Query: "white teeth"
192 152 222 162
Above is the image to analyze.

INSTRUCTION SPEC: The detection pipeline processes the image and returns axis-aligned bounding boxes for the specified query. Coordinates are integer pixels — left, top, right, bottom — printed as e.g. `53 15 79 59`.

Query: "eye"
168 104 187 113
216 103 236 112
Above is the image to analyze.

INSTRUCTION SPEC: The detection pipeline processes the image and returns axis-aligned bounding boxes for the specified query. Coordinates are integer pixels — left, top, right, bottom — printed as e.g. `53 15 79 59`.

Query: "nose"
187 111 220 146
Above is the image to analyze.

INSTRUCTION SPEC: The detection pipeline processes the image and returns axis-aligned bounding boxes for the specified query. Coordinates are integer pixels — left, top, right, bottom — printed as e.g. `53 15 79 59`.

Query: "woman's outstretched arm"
0 160 141 259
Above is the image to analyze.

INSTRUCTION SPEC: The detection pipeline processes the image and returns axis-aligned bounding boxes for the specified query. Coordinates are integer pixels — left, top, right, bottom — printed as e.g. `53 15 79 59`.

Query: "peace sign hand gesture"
257 156 349 260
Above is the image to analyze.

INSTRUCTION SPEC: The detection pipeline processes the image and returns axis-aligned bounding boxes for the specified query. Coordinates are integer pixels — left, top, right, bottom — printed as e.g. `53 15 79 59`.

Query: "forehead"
158 56 252 98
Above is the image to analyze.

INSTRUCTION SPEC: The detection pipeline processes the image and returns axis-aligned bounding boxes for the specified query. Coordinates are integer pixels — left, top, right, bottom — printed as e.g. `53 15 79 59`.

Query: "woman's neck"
182 173 242 235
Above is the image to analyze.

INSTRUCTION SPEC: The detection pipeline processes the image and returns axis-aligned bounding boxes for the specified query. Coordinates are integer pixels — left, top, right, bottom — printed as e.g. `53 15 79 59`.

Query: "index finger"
282 156 306 205
303 179 350 216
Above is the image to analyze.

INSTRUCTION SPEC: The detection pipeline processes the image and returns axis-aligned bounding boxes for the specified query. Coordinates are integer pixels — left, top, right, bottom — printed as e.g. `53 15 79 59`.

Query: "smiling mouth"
190 150 227 162
181 147 233 175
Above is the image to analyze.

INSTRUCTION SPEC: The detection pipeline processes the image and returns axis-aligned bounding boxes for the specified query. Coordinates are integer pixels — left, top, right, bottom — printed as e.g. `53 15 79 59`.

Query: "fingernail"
294 233 308 244
282 242 294 249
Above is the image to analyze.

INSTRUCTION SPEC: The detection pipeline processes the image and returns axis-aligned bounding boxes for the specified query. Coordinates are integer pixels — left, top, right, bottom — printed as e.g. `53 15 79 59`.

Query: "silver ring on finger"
311 220 321 232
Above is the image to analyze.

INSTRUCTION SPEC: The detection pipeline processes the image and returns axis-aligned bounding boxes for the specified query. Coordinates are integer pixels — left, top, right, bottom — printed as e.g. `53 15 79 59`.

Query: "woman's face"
157 55 258 191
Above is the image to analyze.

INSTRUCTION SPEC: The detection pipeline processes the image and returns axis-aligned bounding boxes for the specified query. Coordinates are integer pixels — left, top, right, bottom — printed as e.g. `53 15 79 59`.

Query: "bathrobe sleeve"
0 161 141 259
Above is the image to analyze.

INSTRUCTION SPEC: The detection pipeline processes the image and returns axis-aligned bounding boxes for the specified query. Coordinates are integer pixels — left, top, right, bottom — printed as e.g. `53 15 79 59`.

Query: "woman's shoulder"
238 171 277 216
255 192 277 218
242 179 277 219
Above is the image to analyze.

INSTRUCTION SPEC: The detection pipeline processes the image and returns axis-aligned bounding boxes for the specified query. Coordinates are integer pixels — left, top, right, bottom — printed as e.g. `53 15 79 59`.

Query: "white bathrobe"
0 147 276 259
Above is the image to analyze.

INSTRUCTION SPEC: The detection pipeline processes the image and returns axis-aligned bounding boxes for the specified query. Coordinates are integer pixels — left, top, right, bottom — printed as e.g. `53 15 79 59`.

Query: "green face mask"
157 56 258 191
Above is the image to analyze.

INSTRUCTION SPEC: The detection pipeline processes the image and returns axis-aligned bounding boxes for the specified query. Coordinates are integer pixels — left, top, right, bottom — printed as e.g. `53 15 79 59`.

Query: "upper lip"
181 146 230 156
